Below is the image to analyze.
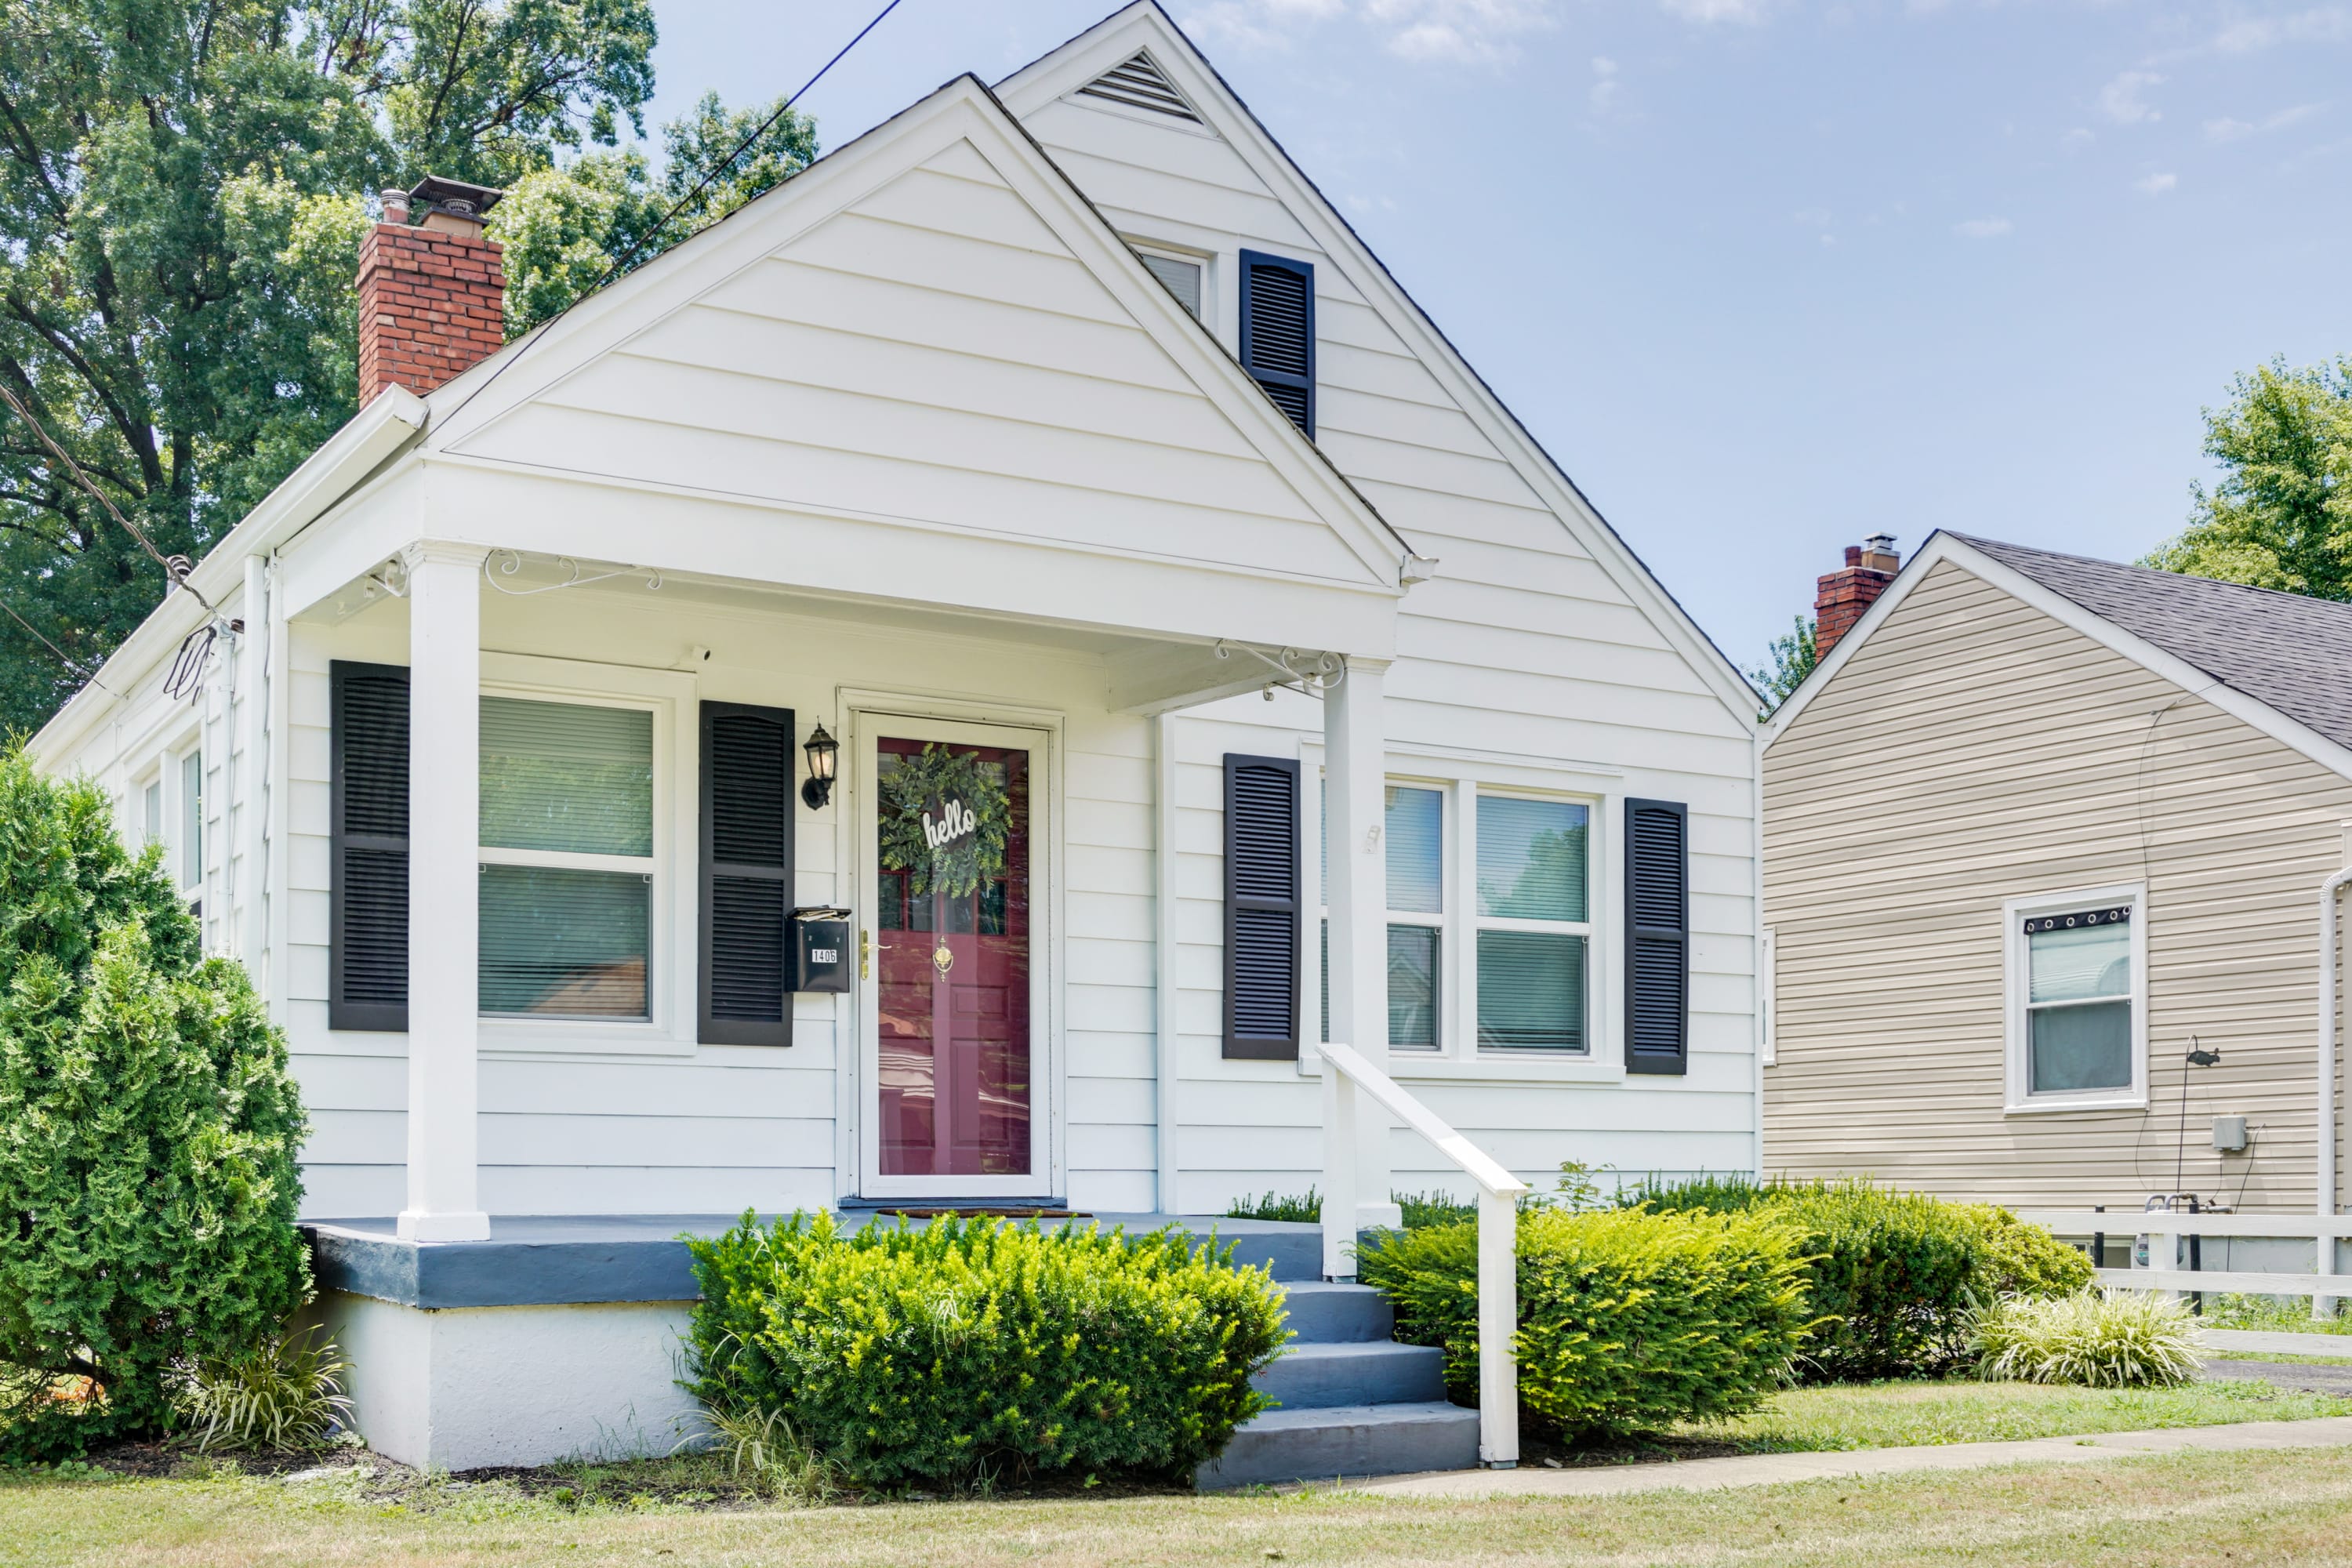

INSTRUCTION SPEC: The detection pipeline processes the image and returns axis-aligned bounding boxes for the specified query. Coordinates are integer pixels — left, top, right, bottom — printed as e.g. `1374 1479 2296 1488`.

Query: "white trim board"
1760 529 2352 789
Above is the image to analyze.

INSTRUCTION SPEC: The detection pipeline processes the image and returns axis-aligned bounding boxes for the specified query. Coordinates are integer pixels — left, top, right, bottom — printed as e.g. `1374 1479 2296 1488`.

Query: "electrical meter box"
790 908 854 993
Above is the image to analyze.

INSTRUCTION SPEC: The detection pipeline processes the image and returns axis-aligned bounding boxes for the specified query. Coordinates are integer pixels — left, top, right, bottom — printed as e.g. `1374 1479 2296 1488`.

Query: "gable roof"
1763 528 2352 786
1953 534 2352 756
994 2 1765 728
416 71 1413 604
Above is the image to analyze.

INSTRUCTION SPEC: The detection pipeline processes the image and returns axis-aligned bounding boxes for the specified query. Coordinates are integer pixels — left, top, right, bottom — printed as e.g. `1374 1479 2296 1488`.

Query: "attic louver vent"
1079 52 1203 123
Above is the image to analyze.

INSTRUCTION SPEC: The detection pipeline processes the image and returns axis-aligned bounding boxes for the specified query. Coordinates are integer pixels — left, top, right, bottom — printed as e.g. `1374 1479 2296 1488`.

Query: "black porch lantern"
801 721 838 810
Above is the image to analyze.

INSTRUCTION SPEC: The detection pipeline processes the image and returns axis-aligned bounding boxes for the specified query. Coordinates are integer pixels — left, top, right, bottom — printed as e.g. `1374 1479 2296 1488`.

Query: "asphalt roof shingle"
1950 532 2352 754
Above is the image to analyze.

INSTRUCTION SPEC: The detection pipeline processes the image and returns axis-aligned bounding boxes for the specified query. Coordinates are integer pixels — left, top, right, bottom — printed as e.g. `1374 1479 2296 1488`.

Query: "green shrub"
1222 1188 1479 1229
1971 1290 2204 1388
1225 1189 1320 1224
172 1324 353 1452
1359 1206 1812 1438
1633 1177 2089 1381
682 1213 1287 1486
1969 1207 2097 1299
0 750 310 1458
1613 1171 1766 1215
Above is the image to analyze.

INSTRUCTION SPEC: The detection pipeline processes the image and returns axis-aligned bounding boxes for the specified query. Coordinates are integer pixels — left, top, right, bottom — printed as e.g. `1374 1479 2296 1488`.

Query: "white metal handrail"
2016 1210 2344 1317
1319 1040 1530 1468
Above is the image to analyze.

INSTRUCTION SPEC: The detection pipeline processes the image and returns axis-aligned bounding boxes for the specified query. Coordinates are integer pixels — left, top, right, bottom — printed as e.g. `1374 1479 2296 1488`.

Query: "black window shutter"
701 702 797 1046
330 661 410 1032
1224 753 1301 1060
1238 249 1315 439
1624 798 1690 1076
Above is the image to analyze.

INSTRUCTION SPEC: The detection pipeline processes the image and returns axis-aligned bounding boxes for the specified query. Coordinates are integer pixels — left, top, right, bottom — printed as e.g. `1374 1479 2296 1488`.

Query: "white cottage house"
31 4 1766 1479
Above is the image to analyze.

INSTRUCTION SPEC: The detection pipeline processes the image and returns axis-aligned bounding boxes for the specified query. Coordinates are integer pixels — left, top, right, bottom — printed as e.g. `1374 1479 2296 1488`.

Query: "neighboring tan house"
1762 530 2351 1222
28 4 1765 1477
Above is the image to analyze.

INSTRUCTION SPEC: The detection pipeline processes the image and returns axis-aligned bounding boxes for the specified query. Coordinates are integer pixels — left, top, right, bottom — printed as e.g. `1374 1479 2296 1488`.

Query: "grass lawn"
1675 1375 2352 1453
9 1444 2352 1566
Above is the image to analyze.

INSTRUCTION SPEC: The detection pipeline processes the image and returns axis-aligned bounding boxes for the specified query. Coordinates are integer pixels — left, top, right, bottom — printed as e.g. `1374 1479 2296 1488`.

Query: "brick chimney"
1814 533 1900 661
358 175 507 406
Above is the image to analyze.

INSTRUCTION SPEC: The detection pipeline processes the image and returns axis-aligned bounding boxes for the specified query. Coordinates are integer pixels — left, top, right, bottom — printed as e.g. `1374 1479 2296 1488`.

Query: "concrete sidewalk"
1348 1414 2352 1498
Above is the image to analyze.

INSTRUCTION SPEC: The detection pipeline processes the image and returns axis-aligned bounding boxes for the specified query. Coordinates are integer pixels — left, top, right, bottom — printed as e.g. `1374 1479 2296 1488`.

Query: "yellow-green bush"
681 1213 1287 1486
1358 1207 1813 1437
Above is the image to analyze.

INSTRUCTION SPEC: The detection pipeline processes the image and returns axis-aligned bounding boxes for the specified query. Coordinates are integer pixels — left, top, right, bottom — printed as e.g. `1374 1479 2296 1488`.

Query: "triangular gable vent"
1078 51 1202 124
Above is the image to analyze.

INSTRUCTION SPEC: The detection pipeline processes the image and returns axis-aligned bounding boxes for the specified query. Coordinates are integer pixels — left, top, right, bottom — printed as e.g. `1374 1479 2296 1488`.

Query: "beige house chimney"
1814 534 1900 661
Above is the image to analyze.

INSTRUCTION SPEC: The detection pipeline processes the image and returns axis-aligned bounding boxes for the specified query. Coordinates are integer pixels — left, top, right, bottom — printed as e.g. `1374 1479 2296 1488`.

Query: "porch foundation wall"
306 1292 705 1472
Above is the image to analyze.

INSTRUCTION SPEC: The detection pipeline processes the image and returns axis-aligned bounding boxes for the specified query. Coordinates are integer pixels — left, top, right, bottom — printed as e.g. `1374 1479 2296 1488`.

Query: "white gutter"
29 387 429 766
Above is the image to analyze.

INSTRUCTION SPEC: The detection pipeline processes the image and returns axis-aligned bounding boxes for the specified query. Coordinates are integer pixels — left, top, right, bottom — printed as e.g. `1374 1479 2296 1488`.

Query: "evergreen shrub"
0 749 310 1457
682 1212 1287 1486
1630 1176 2093 1380
1358 1206 1813 1437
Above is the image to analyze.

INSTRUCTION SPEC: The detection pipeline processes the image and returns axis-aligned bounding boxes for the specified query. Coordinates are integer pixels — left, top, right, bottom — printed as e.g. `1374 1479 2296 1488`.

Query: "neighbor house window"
1318 779 1597 1058
1474 794 1590 1051
2005 887 2144 1109
477 696 655 1020
142 776 163 847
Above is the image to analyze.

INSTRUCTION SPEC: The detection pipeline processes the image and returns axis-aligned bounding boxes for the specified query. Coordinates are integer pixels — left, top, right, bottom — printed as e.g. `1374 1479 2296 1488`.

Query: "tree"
1748 614 1817 711
2144 356 2352 597
491 92 816 336
0 2 810 740
0 746 309 1458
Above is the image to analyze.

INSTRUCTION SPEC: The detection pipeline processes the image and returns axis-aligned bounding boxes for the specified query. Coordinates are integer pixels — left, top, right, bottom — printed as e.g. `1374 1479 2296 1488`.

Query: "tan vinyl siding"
1764 559 2350 1214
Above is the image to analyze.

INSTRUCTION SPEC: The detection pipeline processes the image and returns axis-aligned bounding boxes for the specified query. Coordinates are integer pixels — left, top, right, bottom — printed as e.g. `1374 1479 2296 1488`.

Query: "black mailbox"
791 907 854 993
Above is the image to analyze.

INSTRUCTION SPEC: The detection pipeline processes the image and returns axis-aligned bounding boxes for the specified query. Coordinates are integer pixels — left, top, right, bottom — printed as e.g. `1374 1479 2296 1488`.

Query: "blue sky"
634 1 2352 677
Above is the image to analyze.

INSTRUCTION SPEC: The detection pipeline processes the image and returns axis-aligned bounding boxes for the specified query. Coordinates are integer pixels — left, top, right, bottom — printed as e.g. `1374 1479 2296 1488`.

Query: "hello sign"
921 796 978 853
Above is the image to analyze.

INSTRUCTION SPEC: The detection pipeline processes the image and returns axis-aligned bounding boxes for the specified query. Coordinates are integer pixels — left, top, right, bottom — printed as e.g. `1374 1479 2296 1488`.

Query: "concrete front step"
1278 1279 1395 1342
1196 1402 1482 1490
1253 1340 1449 1408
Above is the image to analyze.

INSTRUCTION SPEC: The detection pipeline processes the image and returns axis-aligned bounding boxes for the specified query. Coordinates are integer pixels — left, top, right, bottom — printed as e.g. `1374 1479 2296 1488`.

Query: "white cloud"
2135 171 2177 195
1366 0 1560 64
2060 125 2096 151
1588 54 1621 114
1953 216 2013 239
2204 103 2325 142
2212 7 2350 54
2098 70 2165 125
1657 0 1773 21
1185 0 1558 64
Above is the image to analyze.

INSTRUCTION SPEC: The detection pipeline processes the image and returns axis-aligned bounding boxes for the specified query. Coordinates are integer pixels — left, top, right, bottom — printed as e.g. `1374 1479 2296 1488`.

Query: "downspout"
2321 834 2352 1315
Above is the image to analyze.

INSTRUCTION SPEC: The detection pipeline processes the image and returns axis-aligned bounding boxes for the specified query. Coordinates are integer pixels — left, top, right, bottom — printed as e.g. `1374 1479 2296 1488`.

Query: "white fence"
2016 1210 2350 1316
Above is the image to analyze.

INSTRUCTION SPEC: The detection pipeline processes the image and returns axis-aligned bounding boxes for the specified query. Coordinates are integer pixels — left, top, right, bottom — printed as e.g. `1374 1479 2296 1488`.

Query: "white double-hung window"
1317 774 1600 1062
1473 793 1591 1052
2004 885 2145 1110
477 695 655 1021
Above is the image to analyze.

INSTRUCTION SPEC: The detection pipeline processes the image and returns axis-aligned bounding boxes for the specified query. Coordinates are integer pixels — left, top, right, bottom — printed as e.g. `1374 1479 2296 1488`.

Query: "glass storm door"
859 721 1041 1195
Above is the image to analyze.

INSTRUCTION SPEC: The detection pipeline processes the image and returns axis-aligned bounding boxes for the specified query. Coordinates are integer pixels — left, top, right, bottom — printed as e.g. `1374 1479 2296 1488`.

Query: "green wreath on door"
877 743 1012 898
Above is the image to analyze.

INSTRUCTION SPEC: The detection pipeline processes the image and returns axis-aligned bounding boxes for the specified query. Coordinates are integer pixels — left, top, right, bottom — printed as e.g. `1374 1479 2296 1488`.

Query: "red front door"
872 735 1032 1180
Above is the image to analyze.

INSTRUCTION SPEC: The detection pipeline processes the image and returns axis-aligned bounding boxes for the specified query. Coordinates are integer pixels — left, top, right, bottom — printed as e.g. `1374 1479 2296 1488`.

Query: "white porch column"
397 542 492 1242
1325 657 1402 1233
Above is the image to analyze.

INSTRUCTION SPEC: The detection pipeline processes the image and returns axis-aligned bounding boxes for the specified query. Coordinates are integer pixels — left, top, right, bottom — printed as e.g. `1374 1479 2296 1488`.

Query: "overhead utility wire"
0 383 214 612
0 586 108 689
443 0 909 428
